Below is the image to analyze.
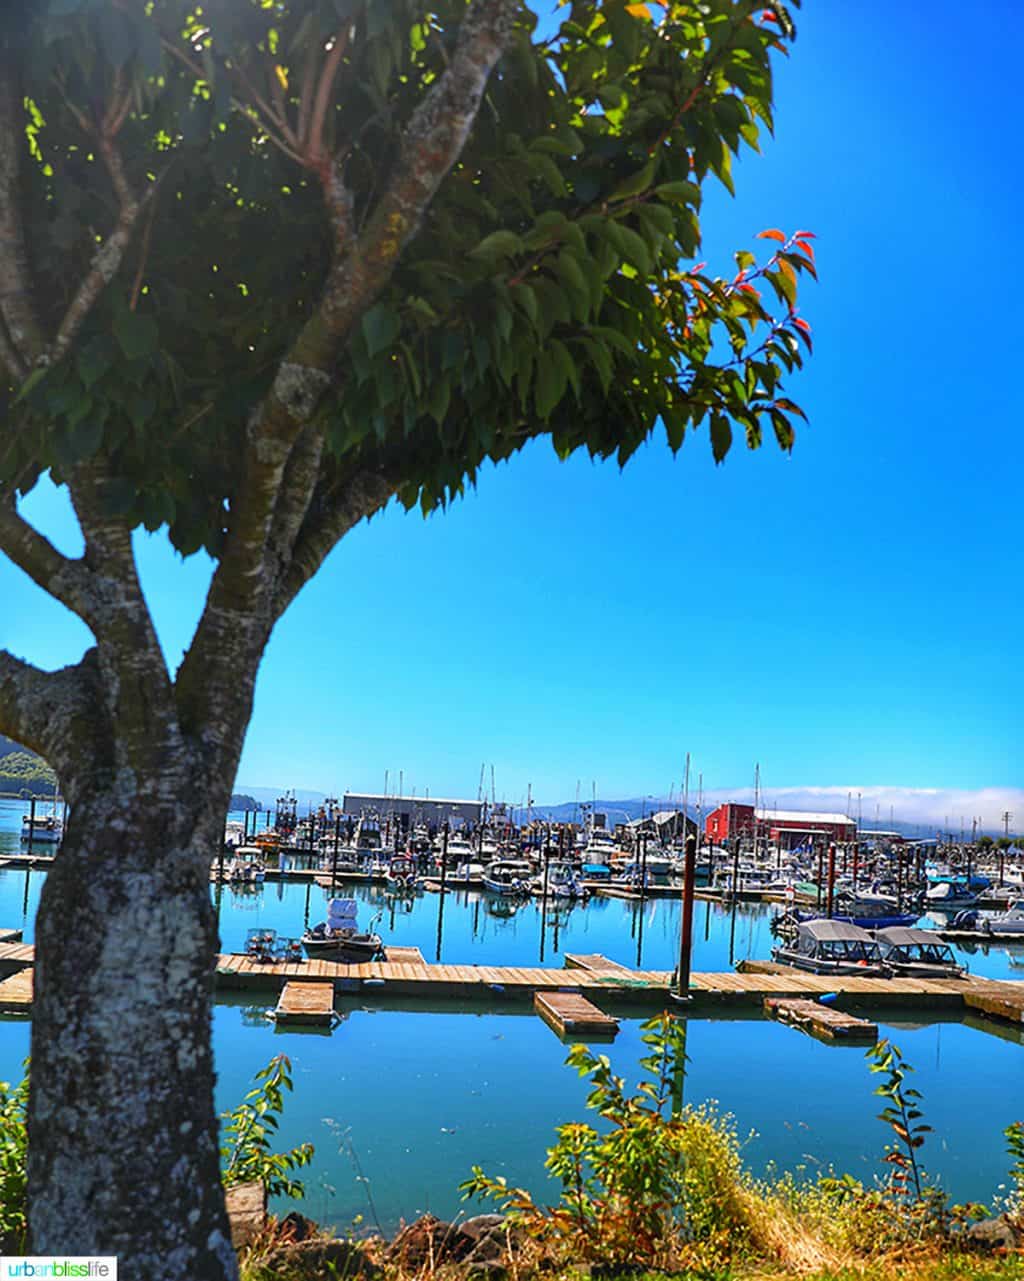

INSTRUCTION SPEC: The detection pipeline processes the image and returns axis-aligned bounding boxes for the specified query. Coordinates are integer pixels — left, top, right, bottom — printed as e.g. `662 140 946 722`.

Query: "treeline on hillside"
0 734 58 798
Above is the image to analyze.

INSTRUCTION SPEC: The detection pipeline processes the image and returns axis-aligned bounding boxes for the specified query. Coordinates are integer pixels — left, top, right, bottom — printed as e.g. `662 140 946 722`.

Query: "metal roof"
343 792 480 807
756 809 855 826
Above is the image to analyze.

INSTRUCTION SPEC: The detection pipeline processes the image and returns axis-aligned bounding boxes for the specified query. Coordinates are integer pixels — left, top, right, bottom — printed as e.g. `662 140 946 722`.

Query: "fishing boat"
301 898 383 961
482 858 533 896
981 900 1024 937
873 927 967 979
771 919 887 976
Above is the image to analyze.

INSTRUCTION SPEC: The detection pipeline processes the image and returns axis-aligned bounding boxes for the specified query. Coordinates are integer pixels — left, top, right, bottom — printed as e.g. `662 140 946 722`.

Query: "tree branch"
49 137 160 366
174 0 518 743
273 469 395 618
0 649 106 787
0 47 46 367
0 500 97 625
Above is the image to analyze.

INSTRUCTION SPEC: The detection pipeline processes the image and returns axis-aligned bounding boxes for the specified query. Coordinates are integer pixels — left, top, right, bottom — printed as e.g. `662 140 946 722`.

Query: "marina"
0 798 1021 1232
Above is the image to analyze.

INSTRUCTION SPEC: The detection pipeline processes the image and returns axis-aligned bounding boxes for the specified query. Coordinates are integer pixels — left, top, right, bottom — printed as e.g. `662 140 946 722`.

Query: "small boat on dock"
873 926 967 979
771 919 887 976
301 898 383 962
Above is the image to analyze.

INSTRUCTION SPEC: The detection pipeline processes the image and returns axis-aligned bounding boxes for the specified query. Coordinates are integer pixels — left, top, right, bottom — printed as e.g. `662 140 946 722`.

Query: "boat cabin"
874 926 966 979
772 919 886 976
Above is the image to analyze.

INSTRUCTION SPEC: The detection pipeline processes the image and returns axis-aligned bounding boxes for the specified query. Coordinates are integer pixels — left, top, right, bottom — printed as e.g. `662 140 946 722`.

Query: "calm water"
1 798 1021 1230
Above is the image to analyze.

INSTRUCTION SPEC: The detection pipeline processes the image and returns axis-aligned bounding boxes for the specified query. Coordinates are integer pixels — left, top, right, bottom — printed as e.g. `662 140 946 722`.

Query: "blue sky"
2 1 1021 825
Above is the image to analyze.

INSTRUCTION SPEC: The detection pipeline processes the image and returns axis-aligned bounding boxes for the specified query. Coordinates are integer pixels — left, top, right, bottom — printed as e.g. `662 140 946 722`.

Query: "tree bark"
27 778 238 1279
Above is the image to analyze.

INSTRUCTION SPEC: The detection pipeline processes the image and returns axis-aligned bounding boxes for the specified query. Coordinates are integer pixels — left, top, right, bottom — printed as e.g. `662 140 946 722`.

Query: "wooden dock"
765 996 878 1041
534 990 619 1038
385 945 426 963
0 939 1022 1031
273 981 337 1027
0 969 32 1014
564 953 640 977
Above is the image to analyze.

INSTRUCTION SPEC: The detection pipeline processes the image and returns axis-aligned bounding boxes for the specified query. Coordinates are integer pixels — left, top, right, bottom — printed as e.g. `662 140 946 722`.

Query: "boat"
482 859 533 896
228 846 266 883
771 919 887 975
535 860 589 900
301 898 383 961
581 861 613 882
925 880 978 909
873 926 967 979
20 812 63 845
384 854 422 894
981 900 1024 937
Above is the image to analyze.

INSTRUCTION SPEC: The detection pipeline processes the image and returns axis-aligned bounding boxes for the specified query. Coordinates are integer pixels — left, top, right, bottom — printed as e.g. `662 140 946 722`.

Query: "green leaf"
469 230 523 262
604 221 651 274
610 159 656 201
362 304 401 358
710 412 732 463
113 310 158 361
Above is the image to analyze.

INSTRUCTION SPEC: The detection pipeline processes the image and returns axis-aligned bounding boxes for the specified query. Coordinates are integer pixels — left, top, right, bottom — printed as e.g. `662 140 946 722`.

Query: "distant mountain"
234 785 328 812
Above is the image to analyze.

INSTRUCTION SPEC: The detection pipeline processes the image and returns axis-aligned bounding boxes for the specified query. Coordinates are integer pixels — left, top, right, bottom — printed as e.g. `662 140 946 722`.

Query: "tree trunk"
27 780 237 1279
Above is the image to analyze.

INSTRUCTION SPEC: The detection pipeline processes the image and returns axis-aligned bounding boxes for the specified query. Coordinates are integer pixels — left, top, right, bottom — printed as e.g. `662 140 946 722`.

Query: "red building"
705 803 855 848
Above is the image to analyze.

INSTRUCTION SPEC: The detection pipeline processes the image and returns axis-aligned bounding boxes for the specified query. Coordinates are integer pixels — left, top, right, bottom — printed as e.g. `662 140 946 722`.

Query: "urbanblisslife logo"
1 1261 116 1279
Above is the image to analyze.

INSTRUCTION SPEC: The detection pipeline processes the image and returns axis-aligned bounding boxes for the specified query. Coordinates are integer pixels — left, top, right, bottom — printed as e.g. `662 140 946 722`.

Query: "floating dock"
534 990 619 1038
564 953 640 978
0 969 32 1014
273 981 337 1027
765 996 878 1041
1 939 1022 1032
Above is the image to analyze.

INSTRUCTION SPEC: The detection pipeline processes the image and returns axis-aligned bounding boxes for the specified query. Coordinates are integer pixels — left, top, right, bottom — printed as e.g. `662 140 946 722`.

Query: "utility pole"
1003 811 1013 839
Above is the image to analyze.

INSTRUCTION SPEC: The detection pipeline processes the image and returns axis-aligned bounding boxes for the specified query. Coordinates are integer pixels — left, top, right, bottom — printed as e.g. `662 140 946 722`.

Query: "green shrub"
461 1013 754 1271
0 1066 29 1252
221 1054 313 1199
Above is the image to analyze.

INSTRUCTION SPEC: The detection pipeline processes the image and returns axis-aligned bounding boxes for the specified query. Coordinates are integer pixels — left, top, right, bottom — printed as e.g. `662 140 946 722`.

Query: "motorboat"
384 854 422 894
482 859 533 896
301 898 383 961
873 927 967 979
227 849 266 884
535 860 589 900
925 880 978 910
771 919 886 976
982 901 1024 937
20 812 63 845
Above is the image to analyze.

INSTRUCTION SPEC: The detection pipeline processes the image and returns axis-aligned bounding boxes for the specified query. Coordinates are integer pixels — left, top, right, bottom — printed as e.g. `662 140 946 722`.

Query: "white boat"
925 880 978 909
384 855 422 894
20 813 63 845
535 860 589 900
482 859 533 896
982 901 1024 936
873 926 967 979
